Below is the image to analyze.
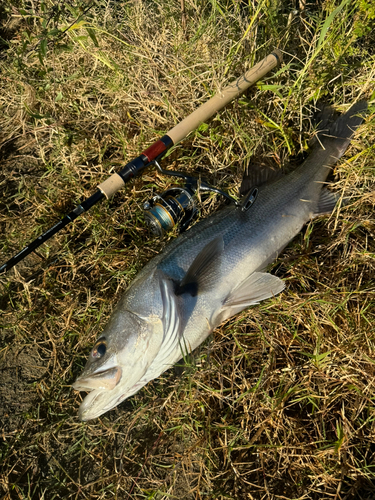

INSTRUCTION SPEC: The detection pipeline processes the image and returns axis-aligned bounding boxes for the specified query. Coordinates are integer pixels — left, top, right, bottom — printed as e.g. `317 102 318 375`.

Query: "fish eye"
92 338 107 359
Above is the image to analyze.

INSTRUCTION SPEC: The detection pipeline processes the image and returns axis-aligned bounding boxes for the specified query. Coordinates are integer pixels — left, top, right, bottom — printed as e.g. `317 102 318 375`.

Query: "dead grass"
1 0 375 499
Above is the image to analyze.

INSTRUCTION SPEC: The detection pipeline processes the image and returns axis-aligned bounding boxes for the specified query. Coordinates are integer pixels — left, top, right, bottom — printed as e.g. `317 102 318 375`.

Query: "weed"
1 0 375 499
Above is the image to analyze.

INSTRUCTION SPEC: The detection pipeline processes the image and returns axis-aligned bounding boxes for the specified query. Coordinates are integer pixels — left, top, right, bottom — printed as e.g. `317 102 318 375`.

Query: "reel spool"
143 186 197 236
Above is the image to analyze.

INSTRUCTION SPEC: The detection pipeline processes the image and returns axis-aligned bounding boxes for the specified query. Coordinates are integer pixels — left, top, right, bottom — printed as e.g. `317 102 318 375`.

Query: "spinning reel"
143 161 258 236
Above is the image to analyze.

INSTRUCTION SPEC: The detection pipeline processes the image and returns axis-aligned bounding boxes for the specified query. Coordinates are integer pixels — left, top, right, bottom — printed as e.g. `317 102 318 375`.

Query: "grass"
0 0 375 498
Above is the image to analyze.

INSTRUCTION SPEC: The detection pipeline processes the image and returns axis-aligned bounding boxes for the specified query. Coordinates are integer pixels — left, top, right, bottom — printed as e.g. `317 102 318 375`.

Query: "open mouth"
73 366 123 421
73 366 153 421
73 366 122 392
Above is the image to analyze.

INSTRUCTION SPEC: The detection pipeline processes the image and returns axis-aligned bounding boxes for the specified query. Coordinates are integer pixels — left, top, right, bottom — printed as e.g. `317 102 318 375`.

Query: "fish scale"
73 101 367 421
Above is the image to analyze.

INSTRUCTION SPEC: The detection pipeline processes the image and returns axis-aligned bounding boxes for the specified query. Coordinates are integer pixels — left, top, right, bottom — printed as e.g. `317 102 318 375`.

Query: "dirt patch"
0 336 49 435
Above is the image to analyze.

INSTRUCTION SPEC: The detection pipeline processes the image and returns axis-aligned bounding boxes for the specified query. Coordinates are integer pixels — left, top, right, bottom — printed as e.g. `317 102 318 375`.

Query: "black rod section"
0 190 105 274
1 137 175 274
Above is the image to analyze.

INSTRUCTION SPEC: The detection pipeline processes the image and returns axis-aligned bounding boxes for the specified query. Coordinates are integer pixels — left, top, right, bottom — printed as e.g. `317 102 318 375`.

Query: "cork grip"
98 173 125 199
167 50 282 145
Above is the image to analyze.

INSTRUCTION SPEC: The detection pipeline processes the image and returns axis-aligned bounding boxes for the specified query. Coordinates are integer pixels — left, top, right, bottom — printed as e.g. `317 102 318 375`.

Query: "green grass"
1 0 375 498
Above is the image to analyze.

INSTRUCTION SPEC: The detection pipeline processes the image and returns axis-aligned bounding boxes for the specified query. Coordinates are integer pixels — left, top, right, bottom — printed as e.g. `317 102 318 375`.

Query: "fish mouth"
73 366 122 391
72 366 123 421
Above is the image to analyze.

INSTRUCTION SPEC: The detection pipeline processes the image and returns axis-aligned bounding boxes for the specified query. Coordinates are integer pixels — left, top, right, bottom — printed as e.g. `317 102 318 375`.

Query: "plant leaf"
86 28 99 47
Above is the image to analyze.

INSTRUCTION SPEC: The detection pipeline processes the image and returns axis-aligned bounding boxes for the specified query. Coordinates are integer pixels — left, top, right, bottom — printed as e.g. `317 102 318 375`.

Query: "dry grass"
1 0 375 498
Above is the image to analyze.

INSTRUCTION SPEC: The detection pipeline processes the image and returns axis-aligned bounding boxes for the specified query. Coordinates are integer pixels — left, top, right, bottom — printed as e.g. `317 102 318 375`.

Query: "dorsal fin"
309 102 337 148
239 163 283 196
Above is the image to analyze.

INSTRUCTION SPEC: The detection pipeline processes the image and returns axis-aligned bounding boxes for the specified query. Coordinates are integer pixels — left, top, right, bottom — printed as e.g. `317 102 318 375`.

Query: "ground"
1 1 375 499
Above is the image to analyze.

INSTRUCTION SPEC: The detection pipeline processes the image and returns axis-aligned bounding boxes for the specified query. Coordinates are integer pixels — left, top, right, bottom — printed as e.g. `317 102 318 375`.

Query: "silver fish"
73 102 367 421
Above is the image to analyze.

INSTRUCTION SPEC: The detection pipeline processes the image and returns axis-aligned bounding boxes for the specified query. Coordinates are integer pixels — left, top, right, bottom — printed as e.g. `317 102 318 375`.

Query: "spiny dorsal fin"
240 163 283 196
176 236 224 296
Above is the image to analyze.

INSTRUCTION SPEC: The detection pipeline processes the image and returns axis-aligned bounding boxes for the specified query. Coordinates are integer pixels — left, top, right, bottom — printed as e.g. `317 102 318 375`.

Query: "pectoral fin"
176 236 224 296
221 272 285 319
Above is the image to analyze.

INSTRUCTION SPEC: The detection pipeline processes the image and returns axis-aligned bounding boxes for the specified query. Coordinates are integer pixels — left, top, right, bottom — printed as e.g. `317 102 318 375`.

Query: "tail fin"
316 101 367 159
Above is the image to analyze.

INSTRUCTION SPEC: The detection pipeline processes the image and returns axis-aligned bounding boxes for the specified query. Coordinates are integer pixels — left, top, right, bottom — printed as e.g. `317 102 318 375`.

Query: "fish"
73 101 367 421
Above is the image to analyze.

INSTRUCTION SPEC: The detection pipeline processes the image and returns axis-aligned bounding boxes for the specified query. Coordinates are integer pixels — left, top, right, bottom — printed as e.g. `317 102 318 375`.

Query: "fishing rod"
0 49 282 274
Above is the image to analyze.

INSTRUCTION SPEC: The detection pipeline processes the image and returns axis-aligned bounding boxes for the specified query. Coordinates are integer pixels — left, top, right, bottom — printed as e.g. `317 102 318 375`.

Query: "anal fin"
314 188 342 217
221 272 285 319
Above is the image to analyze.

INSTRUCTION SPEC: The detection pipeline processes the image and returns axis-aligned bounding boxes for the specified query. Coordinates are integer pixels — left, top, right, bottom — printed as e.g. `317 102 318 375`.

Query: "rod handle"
167 49 282 145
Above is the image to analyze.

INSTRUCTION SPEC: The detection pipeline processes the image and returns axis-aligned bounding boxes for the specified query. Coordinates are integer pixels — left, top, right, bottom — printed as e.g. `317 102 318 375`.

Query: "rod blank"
0 49 282 274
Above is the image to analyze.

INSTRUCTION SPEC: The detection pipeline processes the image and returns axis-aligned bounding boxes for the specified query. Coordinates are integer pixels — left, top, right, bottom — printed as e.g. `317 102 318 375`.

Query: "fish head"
73 306 165 421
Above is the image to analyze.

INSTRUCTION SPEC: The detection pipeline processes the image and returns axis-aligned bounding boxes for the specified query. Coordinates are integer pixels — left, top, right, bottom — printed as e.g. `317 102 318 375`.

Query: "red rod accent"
142 140 167 162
